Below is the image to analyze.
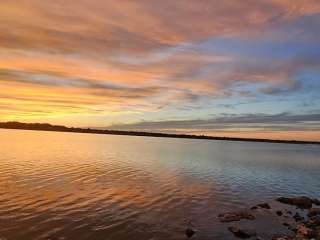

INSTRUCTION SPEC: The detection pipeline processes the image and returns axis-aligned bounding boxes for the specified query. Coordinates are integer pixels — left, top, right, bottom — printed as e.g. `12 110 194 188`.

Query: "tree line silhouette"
0 121 319 145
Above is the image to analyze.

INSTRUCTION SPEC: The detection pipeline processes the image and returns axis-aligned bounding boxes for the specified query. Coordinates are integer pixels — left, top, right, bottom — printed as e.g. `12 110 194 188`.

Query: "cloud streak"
108 113 320 130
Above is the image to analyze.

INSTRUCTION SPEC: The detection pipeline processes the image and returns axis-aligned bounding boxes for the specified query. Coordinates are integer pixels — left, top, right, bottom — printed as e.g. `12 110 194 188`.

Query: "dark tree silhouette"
0 121 318 145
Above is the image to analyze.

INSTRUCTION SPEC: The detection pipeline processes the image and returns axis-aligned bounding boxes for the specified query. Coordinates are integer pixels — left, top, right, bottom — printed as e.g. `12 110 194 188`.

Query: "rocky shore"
185 196 320 239
218 196 320 240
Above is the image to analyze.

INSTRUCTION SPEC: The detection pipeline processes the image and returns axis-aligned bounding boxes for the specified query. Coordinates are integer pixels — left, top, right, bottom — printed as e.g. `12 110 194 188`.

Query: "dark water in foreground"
0 129 319 240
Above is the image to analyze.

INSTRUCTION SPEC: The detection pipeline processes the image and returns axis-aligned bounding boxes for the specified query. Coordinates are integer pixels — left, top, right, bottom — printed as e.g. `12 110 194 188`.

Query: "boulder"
276 210 283 216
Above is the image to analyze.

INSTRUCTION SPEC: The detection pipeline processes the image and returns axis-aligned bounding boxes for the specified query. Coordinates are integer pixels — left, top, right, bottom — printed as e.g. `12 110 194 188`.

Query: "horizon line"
0 121 319 145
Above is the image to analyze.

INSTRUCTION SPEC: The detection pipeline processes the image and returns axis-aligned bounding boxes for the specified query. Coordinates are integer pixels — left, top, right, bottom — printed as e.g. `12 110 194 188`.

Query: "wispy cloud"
107 112 320 131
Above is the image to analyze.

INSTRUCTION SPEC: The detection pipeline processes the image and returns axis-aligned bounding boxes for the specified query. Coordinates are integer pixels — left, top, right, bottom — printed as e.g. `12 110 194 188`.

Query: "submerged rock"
218 211 255 222
276 196 314 209
276 210 283 216
185 228 195 238
228 226 256 239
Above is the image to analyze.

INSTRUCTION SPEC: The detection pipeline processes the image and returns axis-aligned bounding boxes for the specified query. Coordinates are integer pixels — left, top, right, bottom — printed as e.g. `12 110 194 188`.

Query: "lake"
0 129 319 240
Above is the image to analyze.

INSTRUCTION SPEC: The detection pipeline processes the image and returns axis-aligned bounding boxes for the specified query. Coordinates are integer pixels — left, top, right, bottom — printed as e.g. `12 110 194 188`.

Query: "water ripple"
0 129 319 239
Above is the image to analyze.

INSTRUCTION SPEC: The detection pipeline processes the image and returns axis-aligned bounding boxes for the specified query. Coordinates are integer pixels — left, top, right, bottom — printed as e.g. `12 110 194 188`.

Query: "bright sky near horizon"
0 0 320 140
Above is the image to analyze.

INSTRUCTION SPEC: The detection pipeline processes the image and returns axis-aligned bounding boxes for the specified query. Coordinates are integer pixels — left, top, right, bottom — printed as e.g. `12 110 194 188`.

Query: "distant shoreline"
0 122 319 145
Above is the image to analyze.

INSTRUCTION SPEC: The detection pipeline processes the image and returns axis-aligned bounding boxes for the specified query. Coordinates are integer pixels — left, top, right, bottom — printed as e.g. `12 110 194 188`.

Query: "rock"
228 226 256 239
218 211 255 222
308 208 320 217
276 211 283 216
276 196 313 209
296 224 317 238
219 197 320 240
293 212 304 222
185 228 195 238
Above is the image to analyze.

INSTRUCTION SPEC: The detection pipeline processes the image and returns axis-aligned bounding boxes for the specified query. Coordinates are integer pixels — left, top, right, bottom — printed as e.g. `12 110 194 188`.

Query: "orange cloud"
1 1 320 139
2 0 320 53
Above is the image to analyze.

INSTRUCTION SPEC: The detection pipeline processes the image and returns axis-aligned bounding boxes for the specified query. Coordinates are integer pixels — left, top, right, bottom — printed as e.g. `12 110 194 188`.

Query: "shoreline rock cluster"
217 196 320 240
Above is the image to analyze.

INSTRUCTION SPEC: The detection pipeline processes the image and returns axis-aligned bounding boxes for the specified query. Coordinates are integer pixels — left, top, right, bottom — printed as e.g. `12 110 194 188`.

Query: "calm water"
0 129 319 240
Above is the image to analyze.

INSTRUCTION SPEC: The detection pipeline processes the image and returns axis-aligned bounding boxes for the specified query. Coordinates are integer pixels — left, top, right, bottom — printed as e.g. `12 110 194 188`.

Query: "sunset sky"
0 0 320 140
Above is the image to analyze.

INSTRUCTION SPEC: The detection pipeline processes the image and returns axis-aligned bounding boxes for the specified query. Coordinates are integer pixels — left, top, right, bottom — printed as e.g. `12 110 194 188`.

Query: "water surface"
0 129 319 239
